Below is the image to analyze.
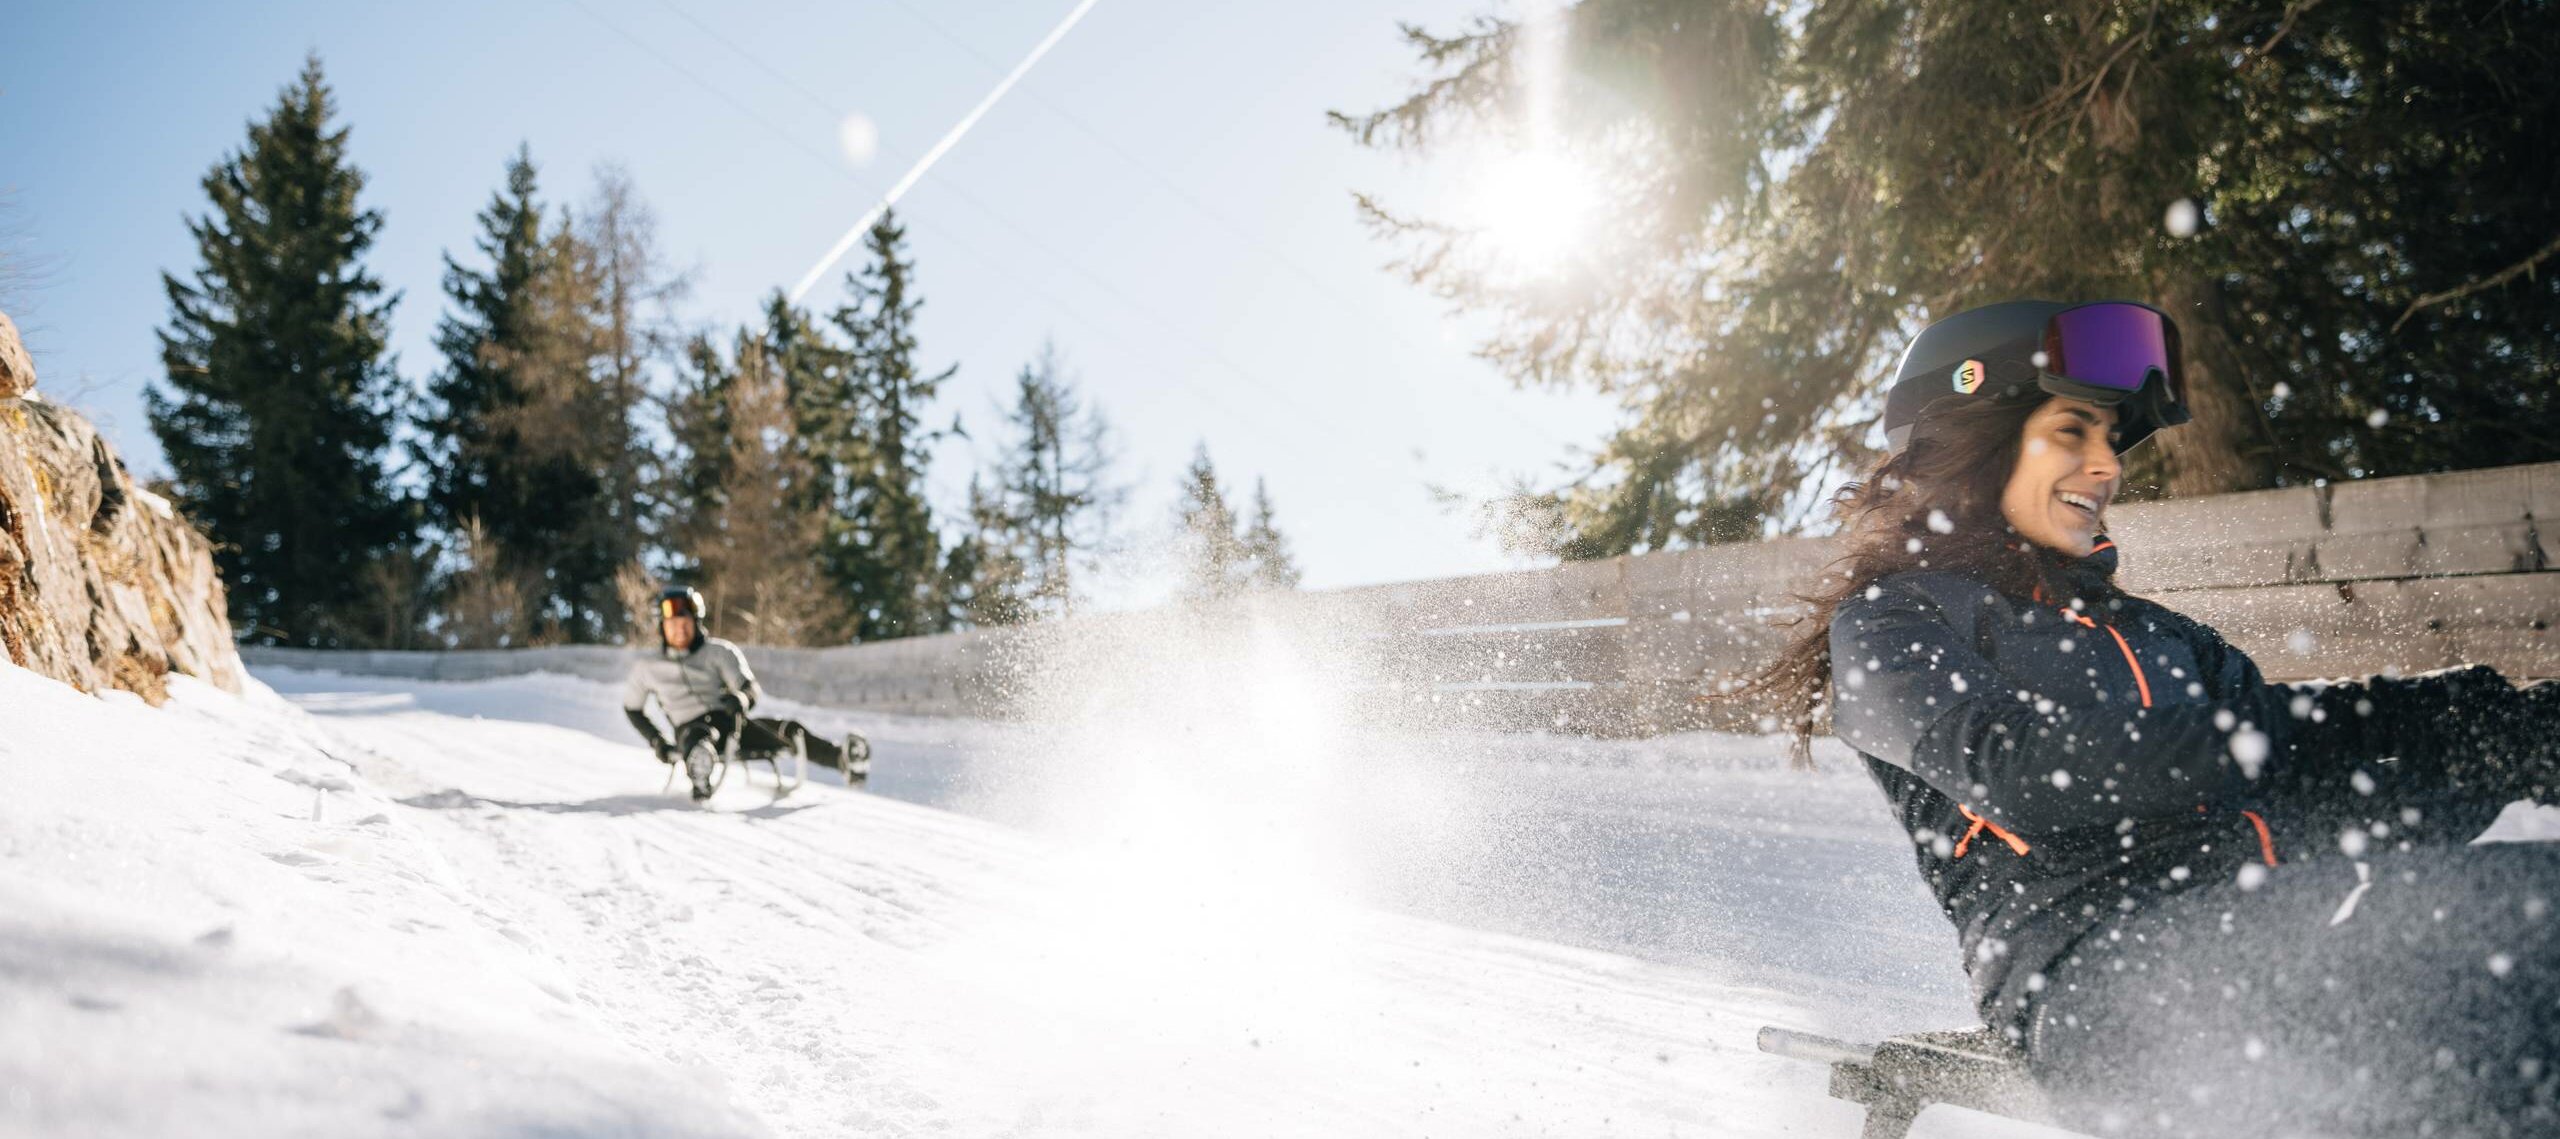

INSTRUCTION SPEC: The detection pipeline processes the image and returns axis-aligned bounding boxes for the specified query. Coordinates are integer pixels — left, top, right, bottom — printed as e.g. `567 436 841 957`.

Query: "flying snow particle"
2340 828 2371 858
2272 382 2293 401
1927 509 1955 534
2237 863 2269 891
2244 1037 2267 1062
2051 769 2074 790
2368 409 2391 428
2214 709 2238 731
837 112 881 166
2351 771 2377 797
2290 694 2316 719
1950 672 1969 694
2287 629 2317 655
2230 728 2271 776
1906 537 1924 554
2165 198 2202 238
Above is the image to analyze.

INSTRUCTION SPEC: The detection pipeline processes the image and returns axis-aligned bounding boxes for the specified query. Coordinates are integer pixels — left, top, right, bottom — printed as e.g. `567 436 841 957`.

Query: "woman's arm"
1832 580 2287 835
2174 611 2550 803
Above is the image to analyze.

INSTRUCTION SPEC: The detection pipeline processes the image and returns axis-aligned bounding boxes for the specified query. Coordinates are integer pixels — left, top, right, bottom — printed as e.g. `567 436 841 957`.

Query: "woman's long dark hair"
1734 395 2126 766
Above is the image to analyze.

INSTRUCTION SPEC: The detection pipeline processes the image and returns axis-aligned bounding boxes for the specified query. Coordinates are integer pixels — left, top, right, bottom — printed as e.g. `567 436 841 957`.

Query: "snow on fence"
244 460 2560 736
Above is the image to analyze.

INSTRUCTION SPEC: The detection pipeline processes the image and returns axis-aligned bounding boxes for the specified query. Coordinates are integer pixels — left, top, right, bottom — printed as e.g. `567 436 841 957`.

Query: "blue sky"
3 0 1619 595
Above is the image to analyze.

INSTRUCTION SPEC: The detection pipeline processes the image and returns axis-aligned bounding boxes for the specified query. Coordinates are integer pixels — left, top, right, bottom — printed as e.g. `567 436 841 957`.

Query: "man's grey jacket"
623 636 762 727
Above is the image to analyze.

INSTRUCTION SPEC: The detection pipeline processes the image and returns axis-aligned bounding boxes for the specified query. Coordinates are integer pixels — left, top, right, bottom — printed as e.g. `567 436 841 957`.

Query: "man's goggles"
657 596 701 619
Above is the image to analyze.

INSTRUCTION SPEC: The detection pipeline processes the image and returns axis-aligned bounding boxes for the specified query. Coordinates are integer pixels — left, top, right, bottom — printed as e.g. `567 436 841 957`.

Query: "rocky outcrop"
0 313 32 399
0 312 240 702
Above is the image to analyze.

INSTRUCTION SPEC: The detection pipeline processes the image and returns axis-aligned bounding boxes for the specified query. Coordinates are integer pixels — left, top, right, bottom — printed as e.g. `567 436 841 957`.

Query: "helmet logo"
1952 359 1987 394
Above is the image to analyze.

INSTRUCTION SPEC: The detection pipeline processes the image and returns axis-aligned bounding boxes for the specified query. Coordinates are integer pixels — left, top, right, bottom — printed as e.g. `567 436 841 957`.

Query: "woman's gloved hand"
2410 665 2546 800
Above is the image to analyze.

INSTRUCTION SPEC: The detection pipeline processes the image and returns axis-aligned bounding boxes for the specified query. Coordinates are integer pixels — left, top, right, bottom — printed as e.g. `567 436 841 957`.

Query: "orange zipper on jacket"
1948 590 2278 868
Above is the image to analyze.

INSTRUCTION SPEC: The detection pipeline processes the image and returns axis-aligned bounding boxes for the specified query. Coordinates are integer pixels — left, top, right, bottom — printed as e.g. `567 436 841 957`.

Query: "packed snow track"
0 663 2095 1138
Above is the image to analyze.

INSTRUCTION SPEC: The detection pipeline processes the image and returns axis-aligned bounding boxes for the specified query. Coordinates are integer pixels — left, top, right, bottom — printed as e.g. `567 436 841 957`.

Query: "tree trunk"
2152 279 2278 497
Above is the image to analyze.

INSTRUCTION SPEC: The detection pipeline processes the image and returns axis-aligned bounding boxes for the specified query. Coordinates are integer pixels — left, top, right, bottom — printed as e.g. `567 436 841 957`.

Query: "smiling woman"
1998 399 2120 557
1732 300 2560 1137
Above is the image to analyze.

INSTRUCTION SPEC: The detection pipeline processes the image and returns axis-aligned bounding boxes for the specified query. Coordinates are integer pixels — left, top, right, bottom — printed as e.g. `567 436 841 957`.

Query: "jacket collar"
2048 535 2120 600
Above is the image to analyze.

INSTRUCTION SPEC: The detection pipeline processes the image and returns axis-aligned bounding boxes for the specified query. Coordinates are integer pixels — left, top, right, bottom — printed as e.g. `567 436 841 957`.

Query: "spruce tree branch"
2392 230 2560 332
2242 0 2326 69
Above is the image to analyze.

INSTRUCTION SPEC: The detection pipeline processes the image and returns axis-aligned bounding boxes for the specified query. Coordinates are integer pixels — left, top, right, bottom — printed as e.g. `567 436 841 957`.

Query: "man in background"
622 586 869 800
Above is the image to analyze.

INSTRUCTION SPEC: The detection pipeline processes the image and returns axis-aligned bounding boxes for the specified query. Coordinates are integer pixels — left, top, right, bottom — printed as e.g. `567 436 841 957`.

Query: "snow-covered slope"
6 661 2069 1137
0 667 758 1138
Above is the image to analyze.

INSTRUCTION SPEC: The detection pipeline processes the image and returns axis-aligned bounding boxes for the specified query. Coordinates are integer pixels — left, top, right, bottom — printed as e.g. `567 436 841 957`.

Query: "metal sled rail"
1758 1024 2059 1139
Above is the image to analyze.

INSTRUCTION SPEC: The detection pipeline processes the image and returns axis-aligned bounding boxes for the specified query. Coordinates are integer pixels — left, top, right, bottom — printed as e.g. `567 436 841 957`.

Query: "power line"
836 0 1583 453
587 0 1307 435
569 0 1578 506
787 0 1103 304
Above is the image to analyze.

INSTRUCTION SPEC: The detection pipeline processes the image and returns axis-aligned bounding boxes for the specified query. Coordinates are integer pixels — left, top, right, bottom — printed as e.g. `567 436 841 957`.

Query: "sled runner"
1758 1024 2055 1138
664 720 810 802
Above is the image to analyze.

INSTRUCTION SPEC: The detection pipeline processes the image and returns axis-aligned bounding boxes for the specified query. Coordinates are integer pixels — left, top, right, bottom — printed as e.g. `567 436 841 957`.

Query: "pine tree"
1174 443 1248 604
1239 478 1301 592
998 341 1118 618
419 149 641 643
573 165 684 627
417 147 546 640
150 56 412 646
940 473 1031 628
686 332 834 642
661 331 739 579
823 210 952 641
1342 1 2560 553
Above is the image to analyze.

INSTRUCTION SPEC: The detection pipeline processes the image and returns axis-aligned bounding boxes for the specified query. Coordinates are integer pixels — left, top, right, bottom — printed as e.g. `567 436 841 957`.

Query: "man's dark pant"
675 711 857 770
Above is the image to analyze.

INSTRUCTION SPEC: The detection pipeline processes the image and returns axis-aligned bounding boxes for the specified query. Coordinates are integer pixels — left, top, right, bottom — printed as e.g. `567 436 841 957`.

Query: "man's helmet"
655 586 707 647
1881 300 2193 457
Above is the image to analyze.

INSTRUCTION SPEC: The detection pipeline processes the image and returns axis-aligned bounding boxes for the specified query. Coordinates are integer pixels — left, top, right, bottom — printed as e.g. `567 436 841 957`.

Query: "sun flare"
1473 149 1597 270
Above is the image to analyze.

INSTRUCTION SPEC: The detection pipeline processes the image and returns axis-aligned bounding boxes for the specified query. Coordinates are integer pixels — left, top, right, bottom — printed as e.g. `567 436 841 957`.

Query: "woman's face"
2001 397 2122 556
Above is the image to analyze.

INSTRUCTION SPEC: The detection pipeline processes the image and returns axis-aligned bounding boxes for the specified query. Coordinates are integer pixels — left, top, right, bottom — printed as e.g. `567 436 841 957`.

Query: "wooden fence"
246 461 2560 736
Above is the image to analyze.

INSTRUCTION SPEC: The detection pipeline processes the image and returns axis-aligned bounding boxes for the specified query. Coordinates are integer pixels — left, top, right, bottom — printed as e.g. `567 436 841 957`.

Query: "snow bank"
0 664 760 1138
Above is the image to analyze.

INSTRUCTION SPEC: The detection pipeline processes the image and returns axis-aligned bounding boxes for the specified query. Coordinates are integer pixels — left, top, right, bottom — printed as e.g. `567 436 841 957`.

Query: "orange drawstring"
1954 805 2032 858
2241 810 2279 867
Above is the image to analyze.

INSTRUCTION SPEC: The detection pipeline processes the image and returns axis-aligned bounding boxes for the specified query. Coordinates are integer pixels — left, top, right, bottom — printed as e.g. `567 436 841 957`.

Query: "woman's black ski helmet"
1881 300 2192 457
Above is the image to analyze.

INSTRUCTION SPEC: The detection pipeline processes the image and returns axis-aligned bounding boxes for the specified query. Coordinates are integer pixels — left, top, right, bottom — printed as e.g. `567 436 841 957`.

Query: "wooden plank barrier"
245 461 2560 737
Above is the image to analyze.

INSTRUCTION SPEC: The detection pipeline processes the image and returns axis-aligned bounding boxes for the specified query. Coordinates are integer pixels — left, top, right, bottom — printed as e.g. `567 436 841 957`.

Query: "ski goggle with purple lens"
2036 302 2187 414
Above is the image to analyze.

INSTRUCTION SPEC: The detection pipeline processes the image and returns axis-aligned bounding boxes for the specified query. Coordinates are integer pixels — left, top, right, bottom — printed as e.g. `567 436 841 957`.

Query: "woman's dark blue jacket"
1828 543 2545 1035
